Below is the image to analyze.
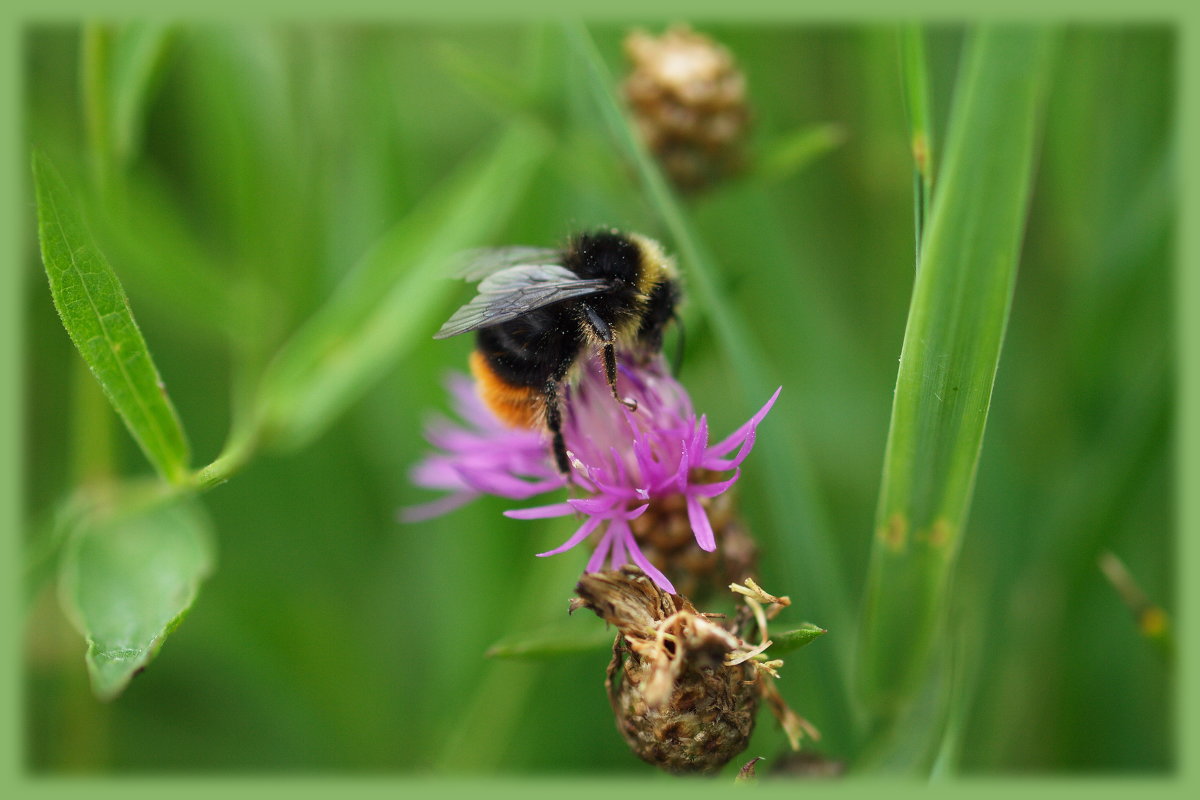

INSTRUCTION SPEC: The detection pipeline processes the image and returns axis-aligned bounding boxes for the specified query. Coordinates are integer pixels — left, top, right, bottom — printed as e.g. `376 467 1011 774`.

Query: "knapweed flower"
403 352 779 594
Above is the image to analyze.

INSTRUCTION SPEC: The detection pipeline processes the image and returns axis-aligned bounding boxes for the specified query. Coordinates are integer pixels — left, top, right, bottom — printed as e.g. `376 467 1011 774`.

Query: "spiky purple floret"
405 356 779 593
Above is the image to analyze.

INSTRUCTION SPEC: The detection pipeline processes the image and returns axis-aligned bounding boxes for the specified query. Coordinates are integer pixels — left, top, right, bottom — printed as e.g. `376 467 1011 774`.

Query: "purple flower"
404 354 779 593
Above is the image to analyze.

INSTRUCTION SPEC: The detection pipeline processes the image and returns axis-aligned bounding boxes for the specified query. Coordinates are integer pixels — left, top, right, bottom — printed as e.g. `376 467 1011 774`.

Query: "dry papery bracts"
623 25 751 193
571 566 816 775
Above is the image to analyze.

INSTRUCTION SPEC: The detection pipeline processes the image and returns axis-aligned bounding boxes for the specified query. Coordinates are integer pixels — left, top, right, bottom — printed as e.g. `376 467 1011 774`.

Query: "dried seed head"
575 567 758 774
622 25 751 193
630 483 758 603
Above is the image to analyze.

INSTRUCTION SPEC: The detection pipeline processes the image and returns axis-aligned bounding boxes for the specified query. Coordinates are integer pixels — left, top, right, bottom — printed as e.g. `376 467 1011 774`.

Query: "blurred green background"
22 23 1173 774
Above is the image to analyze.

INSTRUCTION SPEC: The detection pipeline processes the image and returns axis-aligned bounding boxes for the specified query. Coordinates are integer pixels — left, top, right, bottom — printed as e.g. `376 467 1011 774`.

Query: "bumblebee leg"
543 379 571 475
581 304 638 412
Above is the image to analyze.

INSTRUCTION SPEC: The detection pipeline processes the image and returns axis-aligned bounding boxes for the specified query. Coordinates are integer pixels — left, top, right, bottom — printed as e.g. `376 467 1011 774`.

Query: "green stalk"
855 26 1052 734
80 24 113 196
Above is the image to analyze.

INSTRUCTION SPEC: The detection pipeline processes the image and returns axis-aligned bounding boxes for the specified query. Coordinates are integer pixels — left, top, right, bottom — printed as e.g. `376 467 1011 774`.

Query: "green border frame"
3 1 1194 797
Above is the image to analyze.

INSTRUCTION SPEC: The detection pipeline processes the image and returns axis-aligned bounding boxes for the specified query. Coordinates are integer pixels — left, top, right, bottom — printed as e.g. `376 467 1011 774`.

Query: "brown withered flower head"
572 567 815 775
623 25 751 193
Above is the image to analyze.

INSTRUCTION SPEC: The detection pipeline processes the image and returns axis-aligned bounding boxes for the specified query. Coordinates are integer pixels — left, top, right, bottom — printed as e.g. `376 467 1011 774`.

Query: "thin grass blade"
899 24 934 265
856 27 1053 724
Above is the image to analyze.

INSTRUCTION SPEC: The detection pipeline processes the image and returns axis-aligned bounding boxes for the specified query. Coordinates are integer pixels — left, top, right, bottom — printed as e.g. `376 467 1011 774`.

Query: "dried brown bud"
576 567 757 774
622 25 751 193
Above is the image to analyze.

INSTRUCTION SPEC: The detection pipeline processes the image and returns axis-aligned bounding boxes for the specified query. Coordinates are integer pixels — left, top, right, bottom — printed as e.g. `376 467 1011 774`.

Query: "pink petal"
701 429 756 472
608 519 629 568
568 496 622 515
505 503 575 520
676 440 691 493
623 503 650 520
624 526 675 594
538 515 603 557
686 494 716 552
398 492 478 523
707 386 781 458
585 527 614 573
690 468 741 498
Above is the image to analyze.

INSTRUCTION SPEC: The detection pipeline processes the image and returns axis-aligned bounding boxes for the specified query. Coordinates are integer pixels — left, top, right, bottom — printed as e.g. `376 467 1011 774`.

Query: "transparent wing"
434 264 610 339
451 246 562 281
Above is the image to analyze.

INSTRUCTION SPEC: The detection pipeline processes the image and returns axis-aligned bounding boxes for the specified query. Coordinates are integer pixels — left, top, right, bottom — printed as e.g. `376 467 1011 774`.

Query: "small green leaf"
752 123 846 186
771 623 828 654
32 151 191 484
58 496 215 701
485 616 615 659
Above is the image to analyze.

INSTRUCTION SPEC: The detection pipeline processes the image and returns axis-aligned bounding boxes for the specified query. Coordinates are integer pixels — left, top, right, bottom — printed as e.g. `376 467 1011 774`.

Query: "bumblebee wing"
451 246 562 280
434 264 610 339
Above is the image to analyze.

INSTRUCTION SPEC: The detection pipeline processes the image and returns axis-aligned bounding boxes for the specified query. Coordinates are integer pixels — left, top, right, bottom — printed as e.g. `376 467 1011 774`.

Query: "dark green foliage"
22 23 1173 775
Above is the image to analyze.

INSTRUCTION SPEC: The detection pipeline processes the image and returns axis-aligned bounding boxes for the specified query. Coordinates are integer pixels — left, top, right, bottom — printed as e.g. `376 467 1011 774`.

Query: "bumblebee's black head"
565 231 644 285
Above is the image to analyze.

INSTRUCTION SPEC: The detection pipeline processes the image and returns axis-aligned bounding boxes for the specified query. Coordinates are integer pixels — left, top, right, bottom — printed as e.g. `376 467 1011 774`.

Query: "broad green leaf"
856 27 1053 723
58 496 215 701
770 623 827 654
485 616 615 659
33 152 191 484
253 122 550 453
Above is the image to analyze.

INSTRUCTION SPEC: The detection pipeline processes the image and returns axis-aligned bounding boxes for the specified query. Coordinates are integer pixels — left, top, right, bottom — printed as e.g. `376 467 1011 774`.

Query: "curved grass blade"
252 122 550 455
856 27 1053 726
33 151 191 485
58 495 215 701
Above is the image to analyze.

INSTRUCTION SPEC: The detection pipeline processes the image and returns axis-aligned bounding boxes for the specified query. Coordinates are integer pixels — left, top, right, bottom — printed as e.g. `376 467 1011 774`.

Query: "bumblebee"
435 229 681 474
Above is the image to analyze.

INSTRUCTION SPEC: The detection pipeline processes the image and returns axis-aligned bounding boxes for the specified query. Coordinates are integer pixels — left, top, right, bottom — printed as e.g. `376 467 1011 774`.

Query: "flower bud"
623 25 751 193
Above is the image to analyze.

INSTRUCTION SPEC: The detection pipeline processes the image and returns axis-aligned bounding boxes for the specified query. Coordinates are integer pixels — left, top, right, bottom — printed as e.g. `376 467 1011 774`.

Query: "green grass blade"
57 495 216 701
899 24 934 264
856 27 1053 724
252 122 550 455
32 151 192 484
